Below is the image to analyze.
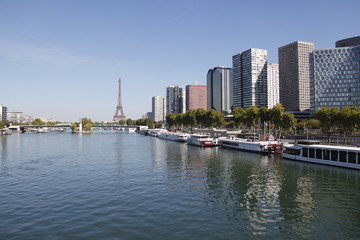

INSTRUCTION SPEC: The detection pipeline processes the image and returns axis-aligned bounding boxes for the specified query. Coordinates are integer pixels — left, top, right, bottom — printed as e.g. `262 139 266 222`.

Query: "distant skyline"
1 0 359 122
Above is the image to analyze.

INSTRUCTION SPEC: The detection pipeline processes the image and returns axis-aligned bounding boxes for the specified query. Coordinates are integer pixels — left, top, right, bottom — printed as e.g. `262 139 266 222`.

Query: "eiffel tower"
113 78 126 121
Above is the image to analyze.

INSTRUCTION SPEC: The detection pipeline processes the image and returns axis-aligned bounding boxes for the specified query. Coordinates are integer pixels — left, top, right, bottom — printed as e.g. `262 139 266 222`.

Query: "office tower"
310 37 360 110
278 41 314 111
152 96 166 122
267 63 280 108
335 36 360 48
186 85 207 111
232 48 268 109
207 66 233 114
0 104 8 124
166 85 185 115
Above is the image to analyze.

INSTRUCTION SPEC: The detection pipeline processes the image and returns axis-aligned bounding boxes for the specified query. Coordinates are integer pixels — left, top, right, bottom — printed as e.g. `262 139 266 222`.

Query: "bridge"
17 124 139 129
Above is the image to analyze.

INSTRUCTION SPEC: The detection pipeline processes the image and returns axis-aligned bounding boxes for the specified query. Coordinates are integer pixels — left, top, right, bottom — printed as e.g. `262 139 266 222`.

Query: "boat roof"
285 144 360 151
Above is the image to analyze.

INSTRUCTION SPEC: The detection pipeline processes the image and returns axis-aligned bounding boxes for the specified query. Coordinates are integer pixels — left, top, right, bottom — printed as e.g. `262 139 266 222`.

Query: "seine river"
1 131 360 239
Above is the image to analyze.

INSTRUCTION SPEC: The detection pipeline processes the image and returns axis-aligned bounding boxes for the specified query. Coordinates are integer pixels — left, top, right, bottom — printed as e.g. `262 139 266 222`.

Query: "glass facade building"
310 45 360 110
207 67 233 114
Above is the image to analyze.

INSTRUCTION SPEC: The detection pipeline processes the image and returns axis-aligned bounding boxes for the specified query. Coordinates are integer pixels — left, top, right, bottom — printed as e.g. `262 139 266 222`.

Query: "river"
1 131 360 239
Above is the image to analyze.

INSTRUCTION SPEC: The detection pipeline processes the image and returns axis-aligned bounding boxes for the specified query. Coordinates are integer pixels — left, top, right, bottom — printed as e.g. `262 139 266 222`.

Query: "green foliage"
314 107 340 141
166 113 177 129
126 118 134 125
194 109 207 128
206 109 224 128
232 107 245 128
279 113 296 131
81 118 93 131
145 118 154 129
32 118 45 125
183 110 197 128
70 123 78 131
0 122 3 129
243 106 259 128
119 120 126 126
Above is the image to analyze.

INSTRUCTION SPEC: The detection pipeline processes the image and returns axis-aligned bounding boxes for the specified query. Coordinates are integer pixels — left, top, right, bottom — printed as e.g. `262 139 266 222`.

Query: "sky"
1 0 359 122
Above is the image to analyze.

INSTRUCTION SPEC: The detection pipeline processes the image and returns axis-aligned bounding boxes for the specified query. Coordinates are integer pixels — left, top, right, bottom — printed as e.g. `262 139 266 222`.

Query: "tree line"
314 106 360 143
165 104 297 135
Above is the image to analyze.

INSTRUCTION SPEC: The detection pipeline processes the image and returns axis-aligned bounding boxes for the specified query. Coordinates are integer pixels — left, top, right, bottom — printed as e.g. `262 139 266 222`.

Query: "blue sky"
1 0 359 122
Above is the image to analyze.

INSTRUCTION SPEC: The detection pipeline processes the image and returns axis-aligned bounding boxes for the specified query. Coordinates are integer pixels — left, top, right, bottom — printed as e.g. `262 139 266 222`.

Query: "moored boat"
148 128 167 137
0 128 12 135
187 134 217 147
283 141 360 170
218 136 282 154
158 132 190 142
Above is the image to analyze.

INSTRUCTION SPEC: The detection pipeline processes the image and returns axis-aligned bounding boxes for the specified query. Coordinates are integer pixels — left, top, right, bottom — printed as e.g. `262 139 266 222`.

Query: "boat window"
303 148 308 157
309 148 315 158
331 150 338 161
348 152 356 164
286 148 300 155
339 151 347 162
316 149 322 159
323 150 330 160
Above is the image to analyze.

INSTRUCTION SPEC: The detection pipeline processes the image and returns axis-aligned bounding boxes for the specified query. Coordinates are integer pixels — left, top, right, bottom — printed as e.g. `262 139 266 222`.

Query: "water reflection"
0 136 9 180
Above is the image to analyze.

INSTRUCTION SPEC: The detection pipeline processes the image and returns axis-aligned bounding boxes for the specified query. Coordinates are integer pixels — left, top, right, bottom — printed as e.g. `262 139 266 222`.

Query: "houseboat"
187 134 218 147
282 141 360 170
218 136 282 154
158 132 190 142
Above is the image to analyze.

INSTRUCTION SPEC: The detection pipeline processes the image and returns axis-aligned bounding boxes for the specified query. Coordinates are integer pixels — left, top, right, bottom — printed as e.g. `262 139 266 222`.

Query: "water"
1 131 360 239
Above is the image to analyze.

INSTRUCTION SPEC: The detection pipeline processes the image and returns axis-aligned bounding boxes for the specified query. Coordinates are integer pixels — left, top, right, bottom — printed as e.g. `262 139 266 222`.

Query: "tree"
195 109 207 128
32 118 45 125
183 110 197 128
0 122 4 129
126 118 134 126
243 106 259 128
81 118 93 131
145 118 154 129
70 123 78 131
176 113 185 129
315 107 340 143
338 106 359 144
166 113 176 129
232 107 245 128
119 120 126 126
206 109 224 128
279 113 296 132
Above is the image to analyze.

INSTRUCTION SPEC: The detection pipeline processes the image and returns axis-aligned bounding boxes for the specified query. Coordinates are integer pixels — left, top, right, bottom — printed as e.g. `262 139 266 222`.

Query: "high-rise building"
267 63 280 108
232 48 268 109
166 85 185 115
207 66 233 114
310 37 360 110
335 36 360 48
186 85 207 111
152 96 166 122
0 104 8 124
278 41 314 111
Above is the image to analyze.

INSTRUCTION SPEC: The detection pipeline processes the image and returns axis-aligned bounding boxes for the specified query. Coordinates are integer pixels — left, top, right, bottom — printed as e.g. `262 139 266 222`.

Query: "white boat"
0 128 12 135
148 128 167 137
218 136 282 154
187 134 217 147
158 132 190 142
283 141 360 170
125 128 136 133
